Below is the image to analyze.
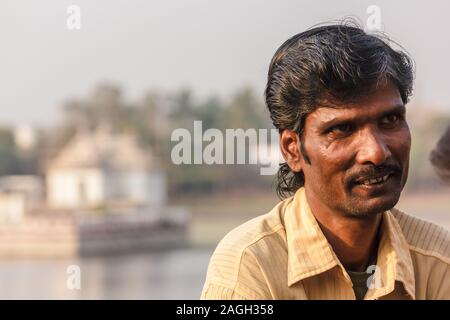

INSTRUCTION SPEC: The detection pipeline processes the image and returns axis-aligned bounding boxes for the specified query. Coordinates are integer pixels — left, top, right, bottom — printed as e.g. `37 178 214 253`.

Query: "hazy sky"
1 0 450 127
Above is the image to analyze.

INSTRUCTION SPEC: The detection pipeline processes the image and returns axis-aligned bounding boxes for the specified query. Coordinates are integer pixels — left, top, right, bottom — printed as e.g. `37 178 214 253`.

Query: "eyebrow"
319 104 406 130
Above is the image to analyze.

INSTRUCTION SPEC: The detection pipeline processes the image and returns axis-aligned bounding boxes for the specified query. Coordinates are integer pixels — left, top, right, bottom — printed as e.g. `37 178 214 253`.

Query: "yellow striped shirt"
201 187 450 300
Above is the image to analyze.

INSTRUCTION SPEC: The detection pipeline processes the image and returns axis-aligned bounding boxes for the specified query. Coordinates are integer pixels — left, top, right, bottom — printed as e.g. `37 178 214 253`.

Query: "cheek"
390 126 411 162
392 128 411 184
320 136 355 166
306 140 352 182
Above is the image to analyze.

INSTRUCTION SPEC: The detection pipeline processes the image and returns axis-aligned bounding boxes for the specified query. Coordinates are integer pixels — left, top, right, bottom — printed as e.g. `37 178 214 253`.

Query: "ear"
280 129 303 172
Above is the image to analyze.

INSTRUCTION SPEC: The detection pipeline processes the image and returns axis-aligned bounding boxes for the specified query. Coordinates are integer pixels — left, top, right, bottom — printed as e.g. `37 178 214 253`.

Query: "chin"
344 192 401 218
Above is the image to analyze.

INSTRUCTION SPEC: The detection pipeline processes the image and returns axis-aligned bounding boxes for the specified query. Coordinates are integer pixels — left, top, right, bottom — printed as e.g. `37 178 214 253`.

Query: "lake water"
0 248 214 299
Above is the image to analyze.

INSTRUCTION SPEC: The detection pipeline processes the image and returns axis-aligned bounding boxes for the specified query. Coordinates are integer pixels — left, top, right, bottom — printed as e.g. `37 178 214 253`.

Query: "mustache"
346 163 402 185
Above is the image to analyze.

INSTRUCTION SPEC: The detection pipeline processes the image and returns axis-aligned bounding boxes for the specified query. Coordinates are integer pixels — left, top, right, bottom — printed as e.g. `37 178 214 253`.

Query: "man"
431 126 450 182
201 22 450 300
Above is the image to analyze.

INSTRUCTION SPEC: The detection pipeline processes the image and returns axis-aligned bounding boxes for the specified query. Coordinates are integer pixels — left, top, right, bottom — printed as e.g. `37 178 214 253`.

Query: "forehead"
306 83 404 126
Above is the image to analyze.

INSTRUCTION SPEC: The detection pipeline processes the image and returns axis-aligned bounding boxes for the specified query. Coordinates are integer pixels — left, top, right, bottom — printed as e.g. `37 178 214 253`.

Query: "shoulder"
201 198 291 299
390 207 450 264
215 198 290 256
390 207 450 298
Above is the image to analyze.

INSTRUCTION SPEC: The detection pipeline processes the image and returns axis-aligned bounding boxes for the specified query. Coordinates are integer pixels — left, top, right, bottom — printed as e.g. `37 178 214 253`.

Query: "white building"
0 175 44 223
46 126 166 210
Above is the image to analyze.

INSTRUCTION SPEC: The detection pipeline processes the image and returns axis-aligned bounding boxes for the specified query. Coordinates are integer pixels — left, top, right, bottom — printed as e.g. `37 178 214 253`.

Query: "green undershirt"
347 270 371 300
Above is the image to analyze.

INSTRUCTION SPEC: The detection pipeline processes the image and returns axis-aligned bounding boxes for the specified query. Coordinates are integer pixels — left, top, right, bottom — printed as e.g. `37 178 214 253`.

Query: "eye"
328 123 354 136
380 113 402 128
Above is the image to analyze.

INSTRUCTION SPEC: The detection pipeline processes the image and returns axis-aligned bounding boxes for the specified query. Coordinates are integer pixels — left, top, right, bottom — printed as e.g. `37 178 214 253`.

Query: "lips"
348 164 402 191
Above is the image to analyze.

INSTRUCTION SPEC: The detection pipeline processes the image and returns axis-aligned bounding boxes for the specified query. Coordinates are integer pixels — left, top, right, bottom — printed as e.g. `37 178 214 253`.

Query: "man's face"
300 82 411 218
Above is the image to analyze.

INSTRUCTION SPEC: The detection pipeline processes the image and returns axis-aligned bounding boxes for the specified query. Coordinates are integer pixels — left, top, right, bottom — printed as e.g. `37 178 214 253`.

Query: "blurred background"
0 0 449 299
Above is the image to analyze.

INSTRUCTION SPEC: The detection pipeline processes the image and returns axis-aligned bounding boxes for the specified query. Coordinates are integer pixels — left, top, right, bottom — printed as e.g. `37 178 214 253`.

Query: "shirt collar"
284 187 415 299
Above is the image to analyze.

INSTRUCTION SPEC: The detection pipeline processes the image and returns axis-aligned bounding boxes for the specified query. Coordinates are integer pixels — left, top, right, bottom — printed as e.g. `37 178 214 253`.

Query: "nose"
355 127 392 166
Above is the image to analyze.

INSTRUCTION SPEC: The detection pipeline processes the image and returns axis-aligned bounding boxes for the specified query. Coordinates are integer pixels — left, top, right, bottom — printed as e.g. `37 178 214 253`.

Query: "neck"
305 189 382 272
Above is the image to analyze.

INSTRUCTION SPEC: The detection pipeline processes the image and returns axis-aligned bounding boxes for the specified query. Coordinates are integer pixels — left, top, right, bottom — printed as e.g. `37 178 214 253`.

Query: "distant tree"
221 87 271 130
0 127 20 175
133 91 171 158
195 96 223 129
168 88 196 123
63 83 134 132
